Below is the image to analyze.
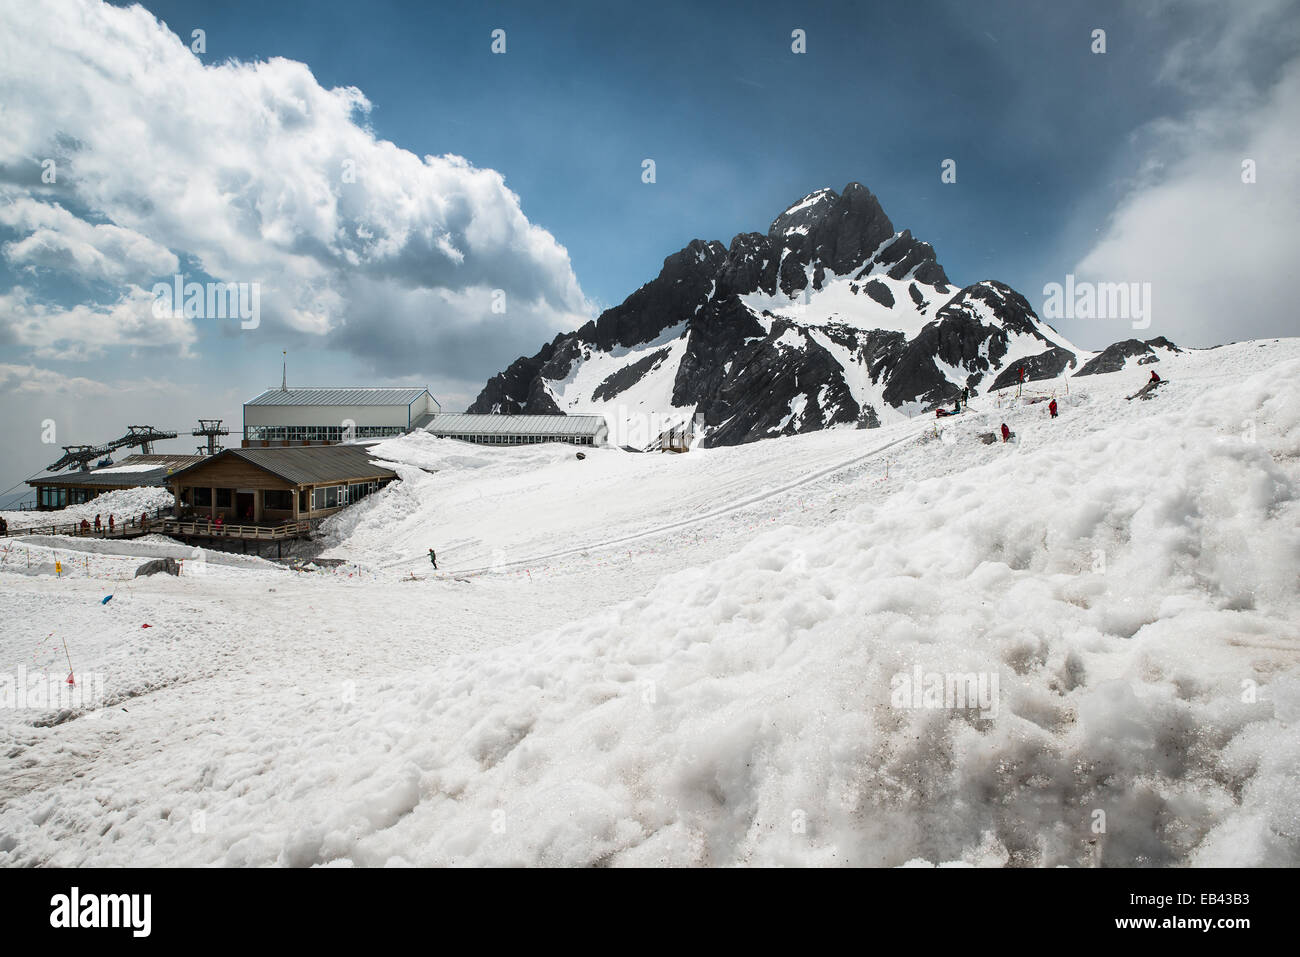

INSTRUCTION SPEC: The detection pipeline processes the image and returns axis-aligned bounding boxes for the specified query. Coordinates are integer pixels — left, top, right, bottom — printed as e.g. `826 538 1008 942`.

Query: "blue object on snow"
101 595 113 604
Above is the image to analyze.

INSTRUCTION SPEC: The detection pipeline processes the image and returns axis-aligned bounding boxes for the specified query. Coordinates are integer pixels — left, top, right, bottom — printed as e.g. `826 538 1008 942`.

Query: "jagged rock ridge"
470 184 1127 447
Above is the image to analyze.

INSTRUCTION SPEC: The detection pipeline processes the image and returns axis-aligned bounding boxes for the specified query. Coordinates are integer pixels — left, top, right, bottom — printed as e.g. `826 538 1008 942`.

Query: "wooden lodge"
166 445 397 532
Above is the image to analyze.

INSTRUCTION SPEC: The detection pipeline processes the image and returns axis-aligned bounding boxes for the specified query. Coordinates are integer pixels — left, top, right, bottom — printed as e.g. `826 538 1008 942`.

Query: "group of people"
996 368 1164 442
72 512 153 536
79 513 113 534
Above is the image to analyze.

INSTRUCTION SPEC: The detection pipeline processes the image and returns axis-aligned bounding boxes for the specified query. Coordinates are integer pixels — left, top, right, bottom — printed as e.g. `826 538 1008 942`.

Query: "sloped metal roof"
31 454 206 488
168 445 397 487
245 387 429 407
423 413 607 437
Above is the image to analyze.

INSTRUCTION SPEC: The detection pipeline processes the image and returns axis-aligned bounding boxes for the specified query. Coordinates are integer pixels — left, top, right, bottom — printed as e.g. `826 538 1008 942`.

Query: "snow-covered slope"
0 486 174 531
1 339 1297 866
471 183 1092 447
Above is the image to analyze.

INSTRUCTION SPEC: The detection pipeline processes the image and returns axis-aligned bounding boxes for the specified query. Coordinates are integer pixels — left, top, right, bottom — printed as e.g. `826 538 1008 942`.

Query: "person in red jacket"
1000 422 1011 443
1149 369 1161 383
93 513 101 532
1049 398 1058 418
108 514 114 533
80 518 90 535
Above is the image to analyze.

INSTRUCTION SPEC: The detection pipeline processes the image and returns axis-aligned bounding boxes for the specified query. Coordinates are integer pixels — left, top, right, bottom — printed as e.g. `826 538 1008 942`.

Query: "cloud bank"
1074 0 1300 347
0 0 592 375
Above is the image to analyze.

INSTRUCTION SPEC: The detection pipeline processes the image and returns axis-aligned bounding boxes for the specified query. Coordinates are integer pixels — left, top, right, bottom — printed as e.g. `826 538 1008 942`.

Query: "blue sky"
133 0 1185 310
0 0 1297 497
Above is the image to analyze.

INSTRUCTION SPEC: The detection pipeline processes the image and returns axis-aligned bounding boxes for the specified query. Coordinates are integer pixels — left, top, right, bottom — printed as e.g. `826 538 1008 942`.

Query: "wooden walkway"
0 506 172 540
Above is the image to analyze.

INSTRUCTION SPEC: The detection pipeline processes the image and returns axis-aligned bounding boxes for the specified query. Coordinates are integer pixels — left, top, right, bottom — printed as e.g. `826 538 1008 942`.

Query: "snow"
1 486 174 531
741 269 957 336
543 324 695 448
772 327 804 350
79 463 161 475
2 339 1298 866
779 189 835 217
771 392 808 433
806 326 912 428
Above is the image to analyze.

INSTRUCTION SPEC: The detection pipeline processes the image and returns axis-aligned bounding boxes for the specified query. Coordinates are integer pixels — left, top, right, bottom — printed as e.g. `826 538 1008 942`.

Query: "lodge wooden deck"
161 519 313 541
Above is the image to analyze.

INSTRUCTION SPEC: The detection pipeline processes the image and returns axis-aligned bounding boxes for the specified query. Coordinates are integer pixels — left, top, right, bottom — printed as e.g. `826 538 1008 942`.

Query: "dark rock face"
592 347 671 402
881 282 1060 408
468 335 565 414
988 347 1079 391
701 318 862 445
863 279 895 309
468 183 1097 447
871 230 950 287
1144 336 1182 353
1075 337 1180 377
135 557 180 577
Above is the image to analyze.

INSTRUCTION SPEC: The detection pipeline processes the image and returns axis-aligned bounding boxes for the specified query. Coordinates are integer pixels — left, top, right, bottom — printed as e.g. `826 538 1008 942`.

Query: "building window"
311 484 347 510
347 482 377 502
245 423 406 443
194 487 212 507
216 488 232 507
264 490 293 510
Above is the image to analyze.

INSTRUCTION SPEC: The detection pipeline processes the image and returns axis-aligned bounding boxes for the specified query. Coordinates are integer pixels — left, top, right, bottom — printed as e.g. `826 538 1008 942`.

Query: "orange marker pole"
61 635 75 686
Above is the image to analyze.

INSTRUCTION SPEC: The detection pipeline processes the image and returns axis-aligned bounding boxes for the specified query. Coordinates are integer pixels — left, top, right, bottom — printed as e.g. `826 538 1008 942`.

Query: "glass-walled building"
242 387 440 448
422 413 609 447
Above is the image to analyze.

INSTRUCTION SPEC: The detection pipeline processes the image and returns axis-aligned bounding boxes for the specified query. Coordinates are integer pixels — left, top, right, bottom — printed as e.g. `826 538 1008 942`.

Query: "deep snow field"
0 486 174 531
1 338 1298 867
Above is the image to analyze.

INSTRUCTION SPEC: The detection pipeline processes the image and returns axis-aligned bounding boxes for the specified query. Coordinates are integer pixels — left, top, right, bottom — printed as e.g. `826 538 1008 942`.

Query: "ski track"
377 423 930 575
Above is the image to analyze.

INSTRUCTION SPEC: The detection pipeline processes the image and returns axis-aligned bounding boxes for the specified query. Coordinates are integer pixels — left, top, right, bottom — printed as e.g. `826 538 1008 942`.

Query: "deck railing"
160 519 313 540
0 505 173 539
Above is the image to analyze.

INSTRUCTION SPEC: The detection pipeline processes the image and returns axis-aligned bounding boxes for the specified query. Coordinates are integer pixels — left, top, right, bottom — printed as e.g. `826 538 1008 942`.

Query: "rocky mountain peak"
469 182 1099 448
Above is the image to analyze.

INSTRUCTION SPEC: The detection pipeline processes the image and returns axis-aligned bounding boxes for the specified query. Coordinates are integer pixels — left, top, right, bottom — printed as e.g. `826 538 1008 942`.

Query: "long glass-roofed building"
421 413 608 447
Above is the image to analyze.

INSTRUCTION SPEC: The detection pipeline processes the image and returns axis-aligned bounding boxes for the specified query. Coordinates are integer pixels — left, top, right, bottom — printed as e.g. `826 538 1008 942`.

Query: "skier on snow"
428 548 437 570
1000 422 1011 443
1049 398 1058 419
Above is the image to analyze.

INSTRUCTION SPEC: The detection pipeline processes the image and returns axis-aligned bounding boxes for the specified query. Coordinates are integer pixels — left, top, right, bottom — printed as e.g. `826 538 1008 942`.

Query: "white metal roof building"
243 387 440 447
422 413 608 447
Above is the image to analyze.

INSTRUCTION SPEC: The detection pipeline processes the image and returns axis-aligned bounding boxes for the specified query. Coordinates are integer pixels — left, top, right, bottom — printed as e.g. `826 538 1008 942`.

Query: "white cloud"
0 0 592 373
1074 1 1300 347
0 362 121 396
0 285 196 360
0 195 179 281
